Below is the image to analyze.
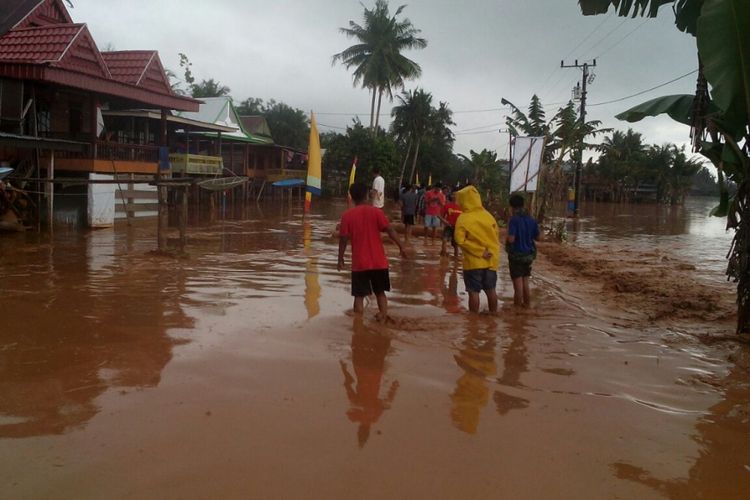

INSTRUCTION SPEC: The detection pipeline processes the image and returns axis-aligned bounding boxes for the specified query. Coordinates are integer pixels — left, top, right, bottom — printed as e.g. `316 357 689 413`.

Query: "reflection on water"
495 313 531 414
570 197 733 275
0 227 191 438
303 220 321 319
0 202 342 438
612 349 750 499
450 317 497 434
340 317 399 447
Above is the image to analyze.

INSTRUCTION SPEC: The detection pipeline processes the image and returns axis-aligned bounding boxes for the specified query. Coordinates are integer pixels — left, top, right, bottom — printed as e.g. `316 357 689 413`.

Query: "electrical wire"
587 69 698 107
315 106 512 117
452 121 505 133
562 11 613 63
454 129 502 136
536 14 611 97
317 122 348 130
594 18 650 58
581 17 628 59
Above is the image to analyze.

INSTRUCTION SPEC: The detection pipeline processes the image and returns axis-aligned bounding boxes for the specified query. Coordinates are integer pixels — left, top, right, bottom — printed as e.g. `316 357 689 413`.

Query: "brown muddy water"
1 197 748 499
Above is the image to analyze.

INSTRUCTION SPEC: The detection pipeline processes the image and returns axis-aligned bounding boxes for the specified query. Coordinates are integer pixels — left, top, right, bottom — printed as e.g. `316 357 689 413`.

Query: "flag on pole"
428 173 432 186
415 171 420 186
347 156 358 206
304 112 322 213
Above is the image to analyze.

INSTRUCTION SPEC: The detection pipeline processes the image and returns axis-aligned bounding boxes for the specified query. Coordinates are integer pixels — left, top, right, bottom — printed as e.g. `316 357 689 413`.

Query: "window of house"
69 103 83 136
36 104 51 136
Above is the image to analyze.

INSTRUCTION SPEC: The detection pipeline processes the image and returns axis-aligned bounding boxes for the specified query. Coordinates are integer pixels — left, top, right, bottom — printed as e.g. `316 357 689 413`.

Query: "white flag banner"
510 136 545 193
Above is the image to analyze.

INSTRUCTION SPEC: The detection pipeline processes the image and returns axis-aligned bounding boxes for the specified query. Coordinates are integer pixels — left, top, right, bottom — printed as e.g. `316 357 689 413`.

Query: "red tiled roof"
0 23 112 80
0 2 199 111
103 50 173 96
0 23 80 63
0 0 72 37
102 50 154 85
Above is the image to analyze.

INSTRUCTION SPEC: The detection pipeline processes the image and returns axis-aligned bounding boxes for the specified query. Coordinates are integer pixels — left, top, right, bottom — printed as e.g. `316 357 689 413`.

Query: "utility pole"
561 58 596 217
498 127 512 194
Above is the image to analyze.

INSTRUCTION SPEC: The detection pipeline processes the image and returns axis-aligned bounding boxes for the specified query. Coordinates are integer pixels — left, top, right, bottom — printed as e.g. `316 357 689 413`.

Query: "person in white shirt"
371 168 385 209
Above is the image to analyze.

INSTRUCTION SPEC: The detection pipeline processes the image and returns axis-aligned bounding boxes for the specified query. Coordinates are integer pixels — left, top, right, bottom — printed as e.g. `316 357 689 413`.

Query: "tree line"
169 1 716 214
585 128 712 204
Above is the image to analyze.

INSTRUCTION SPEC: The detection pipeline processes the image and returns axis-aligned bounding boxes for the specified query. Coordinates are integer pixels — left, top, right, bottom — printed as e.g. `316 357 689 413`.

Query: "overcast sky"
71 0 699 160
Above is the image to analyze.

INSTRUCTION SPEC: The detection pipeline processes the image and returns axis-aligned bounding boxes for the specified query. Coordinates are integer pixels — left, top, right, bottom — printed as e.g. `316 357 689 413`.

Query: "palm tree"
191 78 231 98
391 88 432 186
332 0 427 132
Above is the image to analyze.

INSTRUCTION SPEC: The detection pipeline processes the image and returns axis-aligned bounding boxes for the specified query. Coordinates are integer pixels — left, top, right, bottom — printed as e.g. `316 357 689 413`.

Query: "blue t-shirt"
508 214 539 254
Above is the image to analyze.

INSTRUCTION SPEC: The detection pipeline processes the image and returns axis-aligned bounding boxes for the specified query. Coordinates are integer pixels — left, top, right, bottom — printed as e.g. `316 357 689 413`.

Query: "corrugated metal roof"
176 97 274 144
102 109 238 133
239 115 274 139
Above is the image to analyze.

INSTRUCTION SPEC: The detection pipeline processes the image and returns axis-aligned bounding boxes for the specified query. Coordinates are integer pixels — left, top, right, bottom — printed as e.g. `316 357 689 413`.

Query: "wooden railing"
169 153 223 175
96 141 159 162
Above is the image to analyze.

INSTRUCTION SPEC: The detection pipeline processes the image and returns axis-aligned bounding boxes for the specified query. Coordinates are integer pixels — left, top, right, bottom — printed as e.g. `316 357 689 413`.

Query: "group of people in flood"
337 170 540 319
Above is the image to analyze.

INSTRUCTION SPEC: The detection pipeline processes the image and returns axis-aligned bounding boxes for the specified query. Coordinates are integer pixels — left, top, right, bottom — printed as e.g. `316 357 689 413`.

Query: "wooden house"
0 0 239 226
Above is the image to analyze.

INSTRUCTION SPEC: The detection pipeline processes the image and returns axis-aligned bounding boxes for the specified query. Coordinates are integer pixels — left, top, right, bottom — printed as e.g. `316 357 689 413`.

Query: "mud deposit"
1 198 749 499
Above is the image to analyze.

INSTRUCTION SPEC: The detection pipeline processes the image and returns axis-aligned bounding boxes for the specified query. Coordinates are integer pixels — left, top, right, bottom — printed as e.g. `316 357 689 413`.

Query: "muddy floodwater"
1 197 748 499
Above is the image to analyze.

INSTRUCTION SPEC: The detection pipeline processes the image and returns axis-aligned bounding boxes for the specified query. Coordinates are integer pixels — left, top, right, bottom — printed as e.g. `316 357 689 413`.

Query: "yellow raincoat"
454 186 500 271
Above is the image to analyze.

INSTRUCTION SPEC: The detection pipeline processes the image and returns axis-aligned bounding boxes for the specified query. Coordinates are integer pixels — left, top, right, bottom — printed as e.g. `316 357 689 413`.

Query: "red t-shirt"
424 190 445 216
340 205 390 271
443 202 462 227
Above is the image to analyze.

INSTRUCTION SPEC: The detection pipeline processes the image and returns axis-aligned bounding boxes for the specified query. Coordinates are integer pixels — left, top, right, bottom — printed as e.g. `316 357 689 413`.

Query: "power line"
315 106 512 117
588 69 698 107
595 18 649 58
317 122 348 130
582 17 628 59
452 121 505 133
562 12 613 64
454 129 501 136
536 13 612 97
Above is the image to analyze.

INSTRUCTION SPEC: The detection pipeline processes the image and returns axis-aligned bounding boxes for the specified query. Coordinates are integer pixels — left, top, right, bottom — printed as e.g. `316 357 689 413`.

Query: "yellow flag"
347 157 357 206
305 111 322 213
428 173 432 186
415 171 420 186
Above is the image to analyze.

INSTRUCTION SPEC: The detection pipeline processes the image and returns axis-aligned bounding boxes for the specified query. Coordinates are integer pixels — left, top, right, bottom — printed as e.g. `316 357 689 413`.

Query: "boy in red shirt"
440 192 462 258
338 182 407 319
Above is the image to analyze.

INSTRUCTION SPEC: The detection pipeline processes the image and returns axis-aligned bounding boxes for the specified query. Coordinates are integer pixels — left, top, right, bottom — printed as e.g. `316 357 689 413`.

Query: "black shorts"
402 214 415 225
463 268 497 293
442 225 455 241
351 269 391 297
508 259 532 279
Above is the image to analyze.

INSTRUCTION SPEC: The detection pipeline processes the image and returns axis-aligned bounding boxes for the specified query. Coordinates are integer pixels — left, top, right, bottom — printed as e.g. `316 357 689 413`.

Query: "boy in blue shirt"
506 194 540 307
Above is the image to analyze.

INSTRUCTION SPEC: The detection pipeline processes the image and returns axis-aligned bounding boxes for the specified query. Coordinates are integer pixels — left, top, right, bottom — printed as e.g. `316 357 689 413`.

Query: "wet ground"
1 197 748 499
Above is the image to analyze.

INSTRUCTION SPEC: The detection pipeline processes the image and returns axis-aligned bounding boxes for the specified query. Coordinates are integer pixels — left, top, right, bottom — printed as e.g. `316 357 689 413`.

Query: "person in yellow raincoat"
454 185 500 313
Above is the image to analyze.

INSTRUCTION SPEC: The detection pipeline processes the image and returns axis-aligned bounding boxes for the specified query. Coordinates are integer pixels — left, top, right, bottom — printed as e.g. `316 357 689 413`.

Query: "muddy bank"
538 240 735 325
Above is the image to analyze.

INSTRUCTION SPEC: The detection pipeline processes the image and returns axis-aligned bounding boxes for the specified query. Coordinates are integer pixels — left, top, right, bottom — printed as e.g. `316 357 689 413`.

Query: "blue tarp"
272 179 305 188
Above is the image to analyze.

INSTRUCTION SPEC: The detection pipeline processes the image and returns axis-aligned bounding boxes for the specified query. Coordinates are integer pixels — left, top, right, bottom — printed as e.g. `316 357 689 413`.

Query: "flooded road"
1 198 748 499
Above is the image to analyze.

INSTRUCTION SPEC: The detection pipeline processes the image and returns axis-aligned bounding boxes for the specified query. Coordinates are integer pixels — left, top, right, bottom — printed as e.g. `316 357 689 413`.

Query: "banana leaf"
578 0 672 17
697 0 750 137
614 94 695 125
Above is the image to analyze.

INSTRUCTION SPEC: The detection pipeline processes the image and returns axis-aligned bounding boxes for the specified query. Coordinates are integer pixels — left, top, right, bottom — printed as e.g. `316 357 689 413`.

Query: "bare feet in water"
375 312 397 325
